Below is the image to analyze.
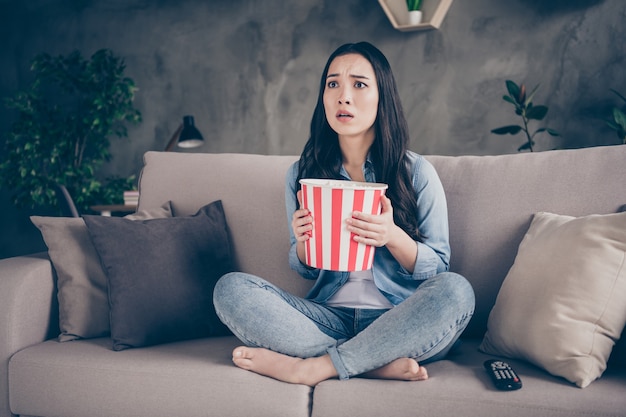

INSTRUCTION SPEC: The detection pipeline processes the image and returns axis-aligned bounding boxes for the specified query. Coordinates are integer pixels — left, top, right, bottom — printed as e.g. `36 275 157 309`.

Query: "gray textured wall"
1 0 625 258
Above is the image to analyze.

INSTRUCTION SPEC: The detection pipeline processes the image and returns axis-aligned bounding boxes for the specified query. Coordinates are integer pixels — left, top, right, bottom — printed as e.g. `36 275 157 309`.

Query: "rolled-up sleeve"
410 156 450 279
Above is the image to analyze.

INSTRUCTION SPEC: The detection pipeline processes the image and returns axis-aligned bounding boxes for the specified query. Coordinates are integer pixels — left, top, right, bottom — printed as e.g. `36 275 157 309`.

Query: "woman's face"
323 53 379 143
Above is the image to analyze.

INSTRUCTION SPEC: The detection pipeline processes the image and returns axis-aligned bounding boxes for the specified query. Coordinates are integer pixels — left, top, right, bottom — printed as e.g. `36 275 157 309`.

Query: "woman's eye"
355 81 367 88
327 81 338 88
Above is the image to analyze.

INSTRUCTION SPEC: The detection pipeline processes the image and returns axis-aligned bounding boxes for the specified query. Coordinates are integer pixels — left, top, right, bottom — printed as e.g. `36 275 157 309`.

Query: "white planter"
408 10 423 25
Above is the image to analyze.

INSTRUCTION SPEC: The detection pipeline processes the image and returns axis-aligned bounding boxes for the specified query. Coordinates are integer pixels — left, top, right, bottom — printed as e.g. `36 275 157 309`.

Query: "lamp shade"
177 115 204 148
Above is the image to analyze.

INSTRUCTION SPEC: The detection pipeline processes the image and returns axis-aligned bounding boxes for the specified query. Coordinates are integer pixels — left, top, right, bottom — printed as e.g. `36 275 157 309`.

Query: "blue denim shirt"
285 151 450 306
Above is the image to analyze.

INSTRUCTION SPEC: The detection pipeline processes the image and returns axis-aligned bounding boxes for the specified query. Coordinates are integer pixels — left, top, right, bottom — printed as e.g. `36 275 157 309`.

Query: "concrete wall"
1 0 624 258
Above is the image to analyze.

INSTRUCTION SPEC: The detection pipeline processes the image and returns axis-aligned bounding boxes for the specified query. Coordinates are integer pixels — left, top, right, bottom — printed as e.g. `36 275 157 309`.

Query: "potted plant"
406 0 423 25
606 89 626 143
491 80 560 152
0 49 141 214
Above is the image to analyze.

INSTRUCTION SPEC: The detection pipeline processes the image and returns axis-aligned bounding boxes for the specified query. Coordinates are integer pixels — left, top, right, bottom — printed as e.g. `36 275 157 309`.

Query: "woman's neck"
339 134 373 182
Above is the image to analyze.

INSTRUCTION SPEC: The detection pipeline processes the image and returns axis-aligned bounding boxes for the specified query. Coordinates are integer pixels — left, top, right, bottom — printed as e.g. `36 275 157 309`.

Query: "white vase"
408 10 422 25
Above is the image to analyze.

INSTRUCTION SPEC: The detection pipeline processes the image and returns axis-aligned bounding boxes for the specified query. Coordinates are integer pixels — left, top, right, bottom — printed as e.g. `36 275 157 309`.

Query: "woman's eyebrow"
326 73 370 80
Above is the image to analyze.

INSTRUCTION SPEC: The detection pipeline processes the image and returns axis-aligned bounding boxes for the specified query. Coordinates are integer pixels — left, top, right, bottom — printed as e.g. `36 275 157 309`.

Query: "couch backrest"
138 152 307 297
138 146 626 338
428 145 626 336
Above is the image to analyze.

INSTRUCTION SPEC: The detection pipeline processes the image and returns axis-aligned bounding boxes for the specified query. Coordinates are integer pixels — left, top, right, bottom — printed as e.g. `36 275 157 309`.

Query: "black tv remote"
484 359 522 390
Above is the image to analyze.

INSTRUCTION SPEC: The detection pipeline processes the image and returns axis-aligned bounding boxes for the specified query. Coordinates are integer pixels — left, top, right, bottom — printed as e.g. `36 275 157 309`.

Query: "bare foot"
232 346 337 386
362 358 428 381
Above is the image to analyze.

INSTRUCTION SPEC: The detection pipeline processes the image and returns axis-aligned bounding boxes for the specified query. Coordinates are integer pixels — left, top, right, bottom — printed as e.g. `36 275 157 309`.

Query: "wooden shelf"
378 0 454 32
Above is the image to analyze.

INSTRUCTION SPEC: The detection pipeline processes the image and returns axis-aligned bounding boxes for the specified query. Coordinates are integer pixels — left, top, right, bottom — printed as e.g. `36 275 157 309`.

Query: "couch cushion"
479 211 626 388
310 339 626 417
10 338 625 417
8 337 312 417
83 201 233 351
30 203 172 341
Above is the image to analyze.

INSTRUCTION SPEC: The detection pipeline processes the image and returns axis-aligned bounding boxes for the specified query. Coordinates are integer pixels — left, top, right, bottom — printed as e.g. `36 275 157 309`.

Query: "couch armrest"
0 253 58 417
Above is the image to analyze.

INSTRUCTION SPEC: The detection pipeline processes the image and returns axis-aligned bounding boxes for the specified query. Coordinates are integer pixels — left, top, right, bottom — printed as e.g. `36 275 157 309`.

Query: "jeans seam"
215 307 262 348
413 308 474 362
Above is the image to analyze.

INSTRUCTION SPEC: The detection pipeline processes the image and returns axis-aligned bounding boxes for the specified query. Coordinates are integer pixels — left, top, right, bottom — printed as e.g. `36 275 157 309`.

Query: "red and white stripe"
300 180 386 272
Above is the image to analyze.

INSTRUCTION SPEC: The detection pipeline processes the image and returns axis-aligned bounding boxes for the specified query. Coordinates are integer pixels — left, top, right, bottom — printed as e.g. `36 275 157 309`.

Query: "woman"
213 42 475 386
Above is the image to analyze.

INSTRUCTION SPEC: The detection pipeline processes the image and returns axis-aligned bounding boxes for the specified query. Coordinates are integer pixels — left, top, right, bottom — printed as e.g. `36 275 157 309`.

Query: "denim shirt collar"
338 154 376 182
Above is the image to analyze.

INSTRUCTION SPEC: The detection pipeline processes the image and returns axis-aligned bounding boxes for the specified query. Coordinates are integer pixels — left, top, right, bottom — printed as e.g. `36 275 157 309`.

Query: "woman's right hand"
292 190 313 242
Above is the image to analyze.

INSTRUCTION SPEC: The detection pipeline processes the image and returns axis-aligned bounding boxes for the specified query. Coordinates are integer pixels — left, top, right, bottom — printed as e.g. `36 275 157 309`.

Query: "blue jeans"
213 272 474 380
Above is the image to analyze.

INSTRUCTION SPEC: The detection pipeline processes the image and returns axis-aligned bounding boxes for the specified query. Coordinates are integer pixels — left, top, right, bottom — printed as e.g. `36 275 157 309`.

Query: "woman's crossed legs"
213 272 474 386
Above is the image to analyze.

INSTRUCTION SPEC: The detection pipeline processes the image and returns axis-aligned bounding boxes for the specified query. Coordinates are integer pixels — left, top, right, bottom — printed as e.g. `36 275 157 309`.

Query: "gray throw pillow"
31 202 172 341
83 200 234 351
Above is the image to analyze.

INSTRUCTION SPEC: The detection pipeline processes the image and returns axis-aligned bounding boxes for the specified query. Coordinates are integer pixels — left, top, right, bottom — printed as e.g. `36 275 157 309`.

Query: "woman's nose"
337 85 351 104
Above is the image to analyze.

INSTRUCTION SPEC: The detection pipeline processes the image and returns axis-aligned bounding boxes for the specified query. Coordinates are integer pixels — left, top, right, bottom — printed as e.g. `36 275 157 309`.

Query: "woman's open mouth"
336 110 354 120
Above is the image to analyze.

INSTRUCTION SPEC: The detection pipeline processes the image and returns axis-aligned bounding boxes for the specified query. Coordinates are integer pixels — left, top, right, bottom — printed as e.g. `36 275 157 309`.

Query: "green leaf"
526 105 548 120
502 95 517 105
524 84 541 107
607 120 621 130
406 0 422 10
491 125 523 135
505 80 520 104
532 127 559 138
518 141 535 151
613 108 626 129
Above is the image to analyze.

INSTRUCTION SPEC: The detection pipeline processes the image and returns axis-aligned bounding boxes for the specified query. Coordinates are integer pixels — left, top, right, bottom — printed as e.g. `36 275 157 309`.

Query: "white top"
326 269 394 309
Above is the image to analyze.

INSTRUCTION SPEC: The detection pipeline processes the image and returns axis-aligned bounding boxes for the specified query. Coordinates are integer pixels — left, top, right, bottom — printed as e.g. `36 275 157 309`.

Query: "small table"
90 204 137 217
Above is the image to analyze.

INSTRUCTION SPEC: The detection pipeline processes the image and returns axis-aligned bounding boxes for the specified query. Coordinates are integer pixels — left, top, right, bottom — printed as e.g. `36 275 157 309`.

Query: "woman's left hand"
346 194 398 247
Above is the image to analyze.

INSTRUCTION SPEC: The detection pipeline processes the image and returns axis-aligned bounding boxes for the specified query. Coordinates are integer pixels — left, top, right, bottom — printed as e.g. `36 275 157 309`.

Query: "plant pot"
408 10 423 25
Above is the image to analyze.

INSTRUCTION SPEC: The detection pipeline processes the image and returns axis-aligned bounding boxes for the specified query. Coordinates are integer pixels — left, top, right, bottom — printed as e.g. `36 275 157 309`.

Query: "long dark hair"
297 42 420 241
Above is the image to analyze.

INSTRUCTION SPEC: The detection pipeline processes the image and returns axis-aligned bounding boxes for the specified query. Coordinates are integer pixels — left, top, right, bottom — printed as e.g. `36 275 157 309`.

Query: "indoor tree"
0 48 141 213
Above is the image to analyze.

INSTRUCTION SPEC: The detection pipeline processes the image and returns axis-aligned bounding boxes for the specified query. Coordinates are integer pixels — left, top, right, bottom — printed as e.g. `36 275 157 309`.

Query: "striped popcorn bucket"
299 179 388 272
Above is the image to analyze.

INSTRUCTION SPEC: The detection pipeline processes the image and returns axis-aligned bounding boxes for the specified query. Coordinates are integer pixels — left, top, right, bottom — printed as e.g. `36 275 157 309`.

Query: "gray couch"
2 146 626 417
